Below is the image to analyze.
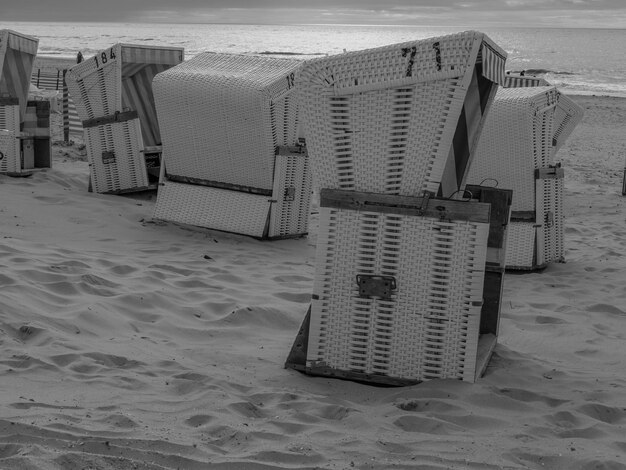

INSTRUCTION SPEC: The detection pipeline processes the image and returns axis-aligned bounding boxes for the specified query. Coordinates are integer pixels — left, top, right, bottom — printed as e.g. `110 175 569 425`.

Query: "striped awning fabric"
504 75 549 88
437 34 507 198
480 41 507 86
0 30 39 119
120 44 184 66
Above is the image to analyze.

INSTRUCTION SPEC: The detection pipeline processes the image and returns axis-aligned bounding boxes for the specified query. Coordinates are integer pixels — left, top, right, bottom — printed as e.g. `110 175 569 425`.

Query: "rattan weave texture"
307 205 489 382
295 31 507 198
153 152 312 238
152 52 302 191
84 118 149 194
0 106 20 173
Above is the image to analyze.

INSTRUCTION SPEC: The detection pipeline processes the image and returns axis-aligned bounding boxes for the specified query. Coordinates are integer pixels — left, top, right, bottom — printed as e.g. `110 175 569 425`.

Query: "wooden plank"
166 174 273 196
82 110 139 129
320 188 491 223
466 185 512 251
276 144 307 156
511 210 536 222
284 306 312 372
535 167 565 179
474 333 497 381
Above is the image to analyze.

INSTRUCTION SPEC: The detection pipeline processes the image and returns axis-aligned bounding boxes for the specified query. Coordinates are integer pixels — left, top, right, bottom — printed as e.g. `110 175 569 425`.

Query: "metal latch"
284 186 296 202
102 150 116 164
356 275 397 300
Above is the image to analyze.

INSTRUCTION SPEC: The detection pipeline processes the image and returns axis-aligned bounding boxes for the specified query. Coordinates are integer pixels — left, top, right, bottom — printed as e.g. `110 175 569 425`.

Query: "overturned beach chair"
0 29 41 175
286 31 508 384
467 85 583 270
65 43 184 194
152 53 311 239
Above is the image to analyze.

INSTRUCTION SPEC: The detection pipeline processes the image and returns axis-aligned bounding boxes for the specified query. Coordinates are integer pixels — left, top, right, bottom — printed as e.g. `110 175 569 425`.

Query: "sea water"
3 21 625 97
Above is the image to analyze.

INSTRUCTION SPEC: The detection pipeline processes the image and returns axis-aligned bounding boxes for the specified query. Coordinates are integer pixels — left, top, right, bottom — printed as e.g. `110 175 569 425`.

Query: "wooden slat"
320 188 491 223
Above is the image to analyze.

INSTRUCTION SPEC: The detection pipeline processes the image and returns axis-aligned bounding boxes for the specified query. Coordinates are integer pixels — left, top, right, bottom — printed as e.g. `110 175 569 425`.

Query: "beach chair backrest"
296 31 507 198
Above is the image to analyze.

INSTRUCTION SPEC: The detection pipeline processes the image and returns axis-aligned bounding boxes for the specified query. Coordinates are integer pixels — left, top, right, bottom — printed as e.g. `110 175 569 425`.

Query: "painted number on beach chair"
286 72 296 89
401 46 417 77
432 42 442 71
93 48 117 69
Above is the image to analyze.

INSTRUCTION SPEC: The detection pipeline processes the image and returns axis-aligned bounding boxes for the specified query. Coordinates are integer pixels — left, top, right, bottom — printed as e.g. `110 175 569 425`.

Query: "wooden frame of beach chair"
151 52 312 240
0 29 40 175
65 43 184 194
467 86 569 270
285 32 508 385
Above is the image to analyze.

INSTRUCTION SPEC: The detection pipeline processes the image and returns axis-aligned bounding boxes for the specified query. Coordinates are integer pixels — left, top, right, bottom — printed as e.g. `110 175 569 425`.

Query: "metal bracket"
284 186 296 202
102 150 116 164
356 275 397 300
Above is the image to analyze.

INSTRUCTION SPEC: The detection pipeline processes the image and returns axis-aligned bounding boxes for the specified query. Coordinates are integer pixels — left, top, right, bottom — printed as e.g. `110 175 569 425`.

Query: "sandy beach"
1 59 625 469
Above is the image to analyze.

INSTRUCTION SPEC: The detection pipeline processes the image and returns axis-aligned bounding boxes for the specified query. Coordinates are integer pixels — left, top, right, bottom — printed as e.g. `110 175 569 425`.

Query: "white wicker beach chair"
65 43 184 193
285 32 508 385
286 190 492 384
152 52 311 239
0 29 39 175
466 86 573 270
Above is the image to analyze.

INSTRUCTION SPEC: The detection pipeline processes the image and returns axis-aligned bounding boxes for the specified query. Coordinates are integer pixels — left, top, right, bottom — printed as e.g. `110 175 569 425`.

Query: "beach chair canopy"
0 29 39 119
295 30 507 198
152 52 303 191
66 43 184 147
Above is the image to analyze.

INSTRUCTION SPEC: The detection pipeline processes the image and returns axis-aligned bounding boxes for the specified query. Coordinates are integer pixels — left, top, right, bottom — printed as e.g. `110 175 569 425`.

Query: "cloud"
1 0 625 26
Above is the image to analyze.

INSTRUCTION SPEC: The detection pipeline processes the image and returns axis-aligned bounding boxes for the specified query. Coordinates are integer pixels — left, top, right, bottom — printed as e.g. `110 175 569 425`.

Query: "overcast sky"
2 0 625 28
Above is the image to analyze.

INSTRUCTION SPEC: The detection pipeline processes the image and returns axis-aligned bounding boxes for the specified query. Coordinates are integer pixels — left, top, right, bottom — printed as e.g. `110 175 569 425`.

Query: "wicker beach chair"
0 29 39 175
467 82 583 270
65 43 184 194
286 31 508 385
467 86 574 270
151 52 311 239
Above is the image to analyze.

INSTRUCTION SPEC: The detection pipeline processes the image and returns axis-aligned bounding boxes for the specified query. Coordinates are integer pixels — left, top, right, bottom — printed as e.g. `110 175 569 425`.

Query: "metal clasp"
356 275 397 300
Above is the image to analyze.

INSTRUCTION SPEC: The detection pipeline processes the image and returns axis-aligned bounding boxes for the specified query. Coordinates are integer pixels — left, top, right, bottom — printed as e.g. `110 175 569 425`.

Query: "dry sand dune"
0 95 625 469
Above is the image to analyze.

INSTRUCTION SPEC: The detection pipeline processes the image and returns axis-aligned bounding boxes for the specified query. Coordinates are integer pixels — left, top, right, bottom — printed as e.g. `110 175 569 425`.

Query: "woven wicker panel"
504 222 538 269
307 206 489 382
0 129 20 174
153 53 302 191
153 180 271 238
552 93 584 154
0 106 21 173
296 31 506 197
538 177 564 264
84 118 148 193
268 153 312 238
66 49 122 120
